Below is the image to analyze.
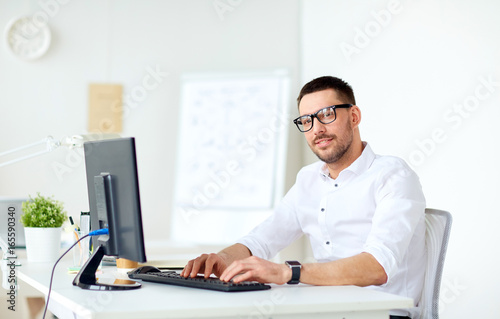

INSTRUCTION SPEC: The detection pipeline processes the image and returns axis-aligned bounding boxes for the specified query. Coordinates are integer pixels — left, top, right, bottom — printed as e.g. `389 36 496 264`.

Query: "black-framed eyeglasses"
293 104 352 132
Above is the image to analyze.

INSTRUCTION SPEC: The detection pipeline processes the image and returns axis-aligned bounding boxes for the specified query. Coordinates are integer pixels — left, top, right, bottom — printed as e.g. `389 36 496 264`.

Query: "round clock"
4 16 51 61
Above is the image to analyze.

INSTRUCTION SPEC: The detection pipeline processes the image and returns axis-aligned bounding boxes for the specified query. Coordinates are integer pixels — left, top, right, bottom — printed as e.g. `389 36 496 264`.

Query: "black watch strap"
285 260 301 285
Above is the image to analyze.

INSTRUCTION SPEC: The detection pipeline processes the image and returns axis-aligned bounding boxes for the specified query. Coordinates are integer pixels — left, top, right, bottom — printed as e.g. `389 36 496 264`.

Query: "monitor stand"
73 245 141 290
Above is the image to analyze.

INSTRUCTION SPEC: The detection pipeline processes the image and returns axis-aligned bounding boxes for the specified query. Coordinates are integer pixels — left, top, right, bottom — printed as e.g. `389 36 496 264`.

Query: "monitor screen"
84 137 146 262
73 137 146 290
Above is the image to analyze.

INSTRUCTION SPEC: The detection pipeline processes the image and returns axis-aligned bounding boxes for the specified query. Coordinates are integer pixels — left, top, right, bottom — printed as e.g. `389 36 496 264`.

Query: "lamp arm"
0 133 121 168
0 136 60 168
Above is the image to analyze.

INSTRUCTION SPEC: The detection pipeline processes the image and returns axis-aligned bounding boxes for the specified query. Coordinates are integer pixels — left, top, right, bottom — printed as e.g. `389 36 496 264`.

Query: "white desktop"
16 255 413 319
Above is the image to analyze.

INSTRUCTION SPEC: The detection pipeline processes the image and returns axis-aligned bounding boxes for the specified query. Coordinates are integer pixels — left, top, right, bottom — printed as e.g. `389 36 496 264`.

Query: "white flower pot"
24 227 62 263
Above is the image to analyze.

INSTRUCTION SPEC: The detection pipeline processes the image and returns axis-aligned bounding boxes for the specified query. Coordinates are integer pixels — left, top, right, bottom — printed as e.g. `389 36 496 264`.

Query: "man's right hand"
181 253 229 279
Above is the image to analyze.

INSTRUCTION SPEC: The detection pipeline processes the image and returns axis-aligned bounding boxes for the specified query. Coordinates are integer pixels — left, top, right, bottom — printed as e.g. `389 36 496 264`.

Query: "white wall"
0 0 302 249
302 0 500 317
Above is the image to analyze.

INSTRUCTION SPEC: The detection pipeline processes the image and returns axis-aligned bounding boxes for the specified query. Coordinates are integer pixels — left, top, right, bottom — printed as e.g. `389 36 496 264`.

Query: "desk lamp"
0 133 120 291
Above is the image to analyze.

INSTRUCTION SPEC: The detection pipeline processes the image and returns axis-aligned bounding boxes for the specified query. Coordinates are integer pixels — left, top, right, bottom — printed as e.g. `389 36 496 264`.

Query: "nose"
311 118 326 135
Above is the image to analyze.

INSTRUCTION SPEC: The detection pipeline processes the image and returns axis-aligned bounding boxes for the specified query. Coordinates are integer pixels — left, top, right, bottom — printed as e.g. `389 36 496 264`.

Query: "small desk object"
18 260 413 319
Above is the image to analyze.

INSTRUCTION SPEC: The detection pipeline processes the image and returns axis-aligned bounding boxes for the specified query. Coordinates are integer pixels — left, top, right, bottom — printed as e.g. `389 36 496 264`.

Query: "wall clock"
4 16 51 61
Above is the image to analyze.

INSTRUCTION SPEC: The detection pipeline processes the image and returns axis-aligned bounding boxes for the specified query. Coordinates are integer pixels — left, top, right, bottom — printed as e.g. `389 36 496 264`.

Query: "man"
181 76 426 319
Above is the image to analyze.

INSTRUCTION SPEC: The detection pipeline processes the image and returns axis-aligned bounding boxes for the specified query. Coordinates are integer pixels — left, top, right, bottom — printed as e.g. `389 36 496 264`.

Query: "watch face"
4 16 51 60
286 261 301 267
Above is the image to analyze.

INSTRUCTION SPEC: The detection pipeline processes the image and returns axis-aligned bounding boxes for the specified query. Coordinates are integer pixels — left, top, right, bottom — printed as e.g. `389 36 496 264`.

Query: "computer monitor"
73 137 147 290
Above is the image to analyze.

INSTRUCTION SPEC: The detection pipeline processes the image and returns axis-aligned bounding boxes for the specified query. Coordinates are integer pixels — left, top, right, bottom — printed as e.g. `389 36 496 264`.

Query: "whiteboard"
171 70 290 244
174 71 290 211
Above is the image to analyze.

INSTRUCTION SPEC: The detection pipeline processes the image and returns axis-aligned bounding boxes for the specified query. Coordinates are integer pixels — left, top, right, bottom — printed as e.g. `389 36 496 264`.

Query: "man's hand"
219 256 291 285
181 253 229 278
181 243 253 279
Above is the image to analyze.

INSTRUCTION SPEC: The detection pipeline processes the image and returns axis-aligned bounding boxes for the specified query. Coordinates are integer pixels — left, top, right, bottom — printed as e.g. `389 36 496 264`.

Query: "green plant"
20 193 67 228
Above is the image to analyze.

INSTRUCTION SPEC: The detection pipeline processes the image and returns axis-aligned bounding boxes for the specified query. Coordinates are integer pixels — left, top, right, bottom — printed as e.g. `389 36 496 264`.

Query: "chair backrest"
419 208 453 319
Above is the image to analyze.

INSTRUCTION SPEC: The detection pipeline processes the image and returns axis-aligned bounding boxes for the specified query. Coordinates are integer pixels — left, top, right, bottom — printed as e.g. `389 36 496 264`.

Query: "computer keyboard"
128 270 271 292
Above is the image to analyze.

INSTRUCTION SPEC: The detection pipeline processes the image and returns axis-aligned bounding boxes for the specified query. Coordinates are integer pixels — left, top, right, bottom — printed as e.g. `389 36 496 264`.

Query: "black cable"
42 233 90 319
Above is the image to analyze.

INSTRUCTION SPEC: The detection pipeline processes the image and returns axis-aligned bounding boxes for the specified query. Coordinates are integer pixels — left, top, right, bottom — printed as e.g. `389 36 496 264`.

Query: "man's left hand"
219 256 292 285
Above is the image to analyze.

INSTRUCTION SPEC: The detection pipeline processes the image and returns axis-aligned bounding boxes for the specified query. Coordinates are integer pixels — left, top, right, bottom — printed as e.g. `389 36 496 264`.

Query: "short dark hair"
297 76 356 106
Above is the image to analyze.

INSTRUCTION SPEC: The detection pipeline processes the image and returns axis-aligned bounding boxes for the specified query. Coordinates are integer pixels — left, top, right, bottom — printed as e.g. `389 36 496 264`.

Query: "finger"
190 254 209 277
203 254 218 278
213 259 228 278
219 262 234 281
220 260 246 282
181 259 194 277
232 272 254 283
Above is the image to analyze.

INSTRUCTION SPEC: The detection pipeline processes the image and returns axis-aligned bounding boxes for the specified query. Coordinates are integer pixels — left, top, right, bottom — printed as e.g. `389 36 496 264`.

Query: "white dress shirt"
238 142 426 318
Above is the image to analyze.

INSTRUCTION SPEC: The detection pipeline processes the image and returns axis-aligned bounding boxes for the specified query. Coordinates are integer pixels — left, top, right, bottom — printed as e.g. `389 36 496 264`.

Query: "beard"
308 121 354 164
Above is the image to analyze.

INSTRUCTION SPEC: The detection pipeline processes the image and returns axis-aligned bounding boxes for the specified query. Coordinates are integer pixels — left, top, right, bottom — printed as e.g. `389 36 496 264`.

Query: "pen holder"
72 231 90 268
116 258 139 273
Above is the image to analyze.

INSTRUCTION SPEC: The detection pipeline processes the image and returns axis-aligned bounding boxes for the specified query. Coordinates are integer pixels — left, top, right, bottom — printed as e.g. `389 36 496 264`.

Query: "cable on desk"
42 228 108 319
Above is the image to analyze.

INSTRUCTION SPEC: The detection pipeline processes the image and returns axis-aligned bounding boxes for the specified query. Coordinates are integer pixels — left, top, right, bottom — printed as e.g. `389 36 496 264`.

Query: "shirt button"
321 208 325 212
334 184 338 187
326 241 330 245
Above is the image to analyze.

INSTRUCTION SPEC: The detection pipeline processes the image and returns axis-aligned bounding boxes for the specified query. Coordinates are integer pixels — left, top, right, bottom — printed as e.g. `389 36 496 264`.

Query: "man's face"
298 89 354 164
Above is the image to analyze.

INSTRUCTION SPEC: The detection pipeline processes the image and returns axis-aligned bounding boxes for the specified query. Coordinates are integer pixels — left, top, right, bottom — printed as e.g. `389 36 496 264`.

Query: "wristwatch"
285 260 301 284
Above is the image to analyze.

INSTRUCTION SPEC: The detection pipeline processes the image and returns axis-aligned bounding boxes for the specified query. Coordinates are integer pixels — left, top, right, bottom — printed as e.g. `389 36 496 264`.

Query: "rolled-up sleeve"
362 160 426 284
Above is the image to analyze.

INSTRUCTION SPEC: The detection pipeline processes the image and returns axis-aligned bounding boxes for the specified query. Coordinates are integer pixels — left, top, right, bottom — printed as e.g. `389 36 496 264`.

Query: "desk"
18 260 413 319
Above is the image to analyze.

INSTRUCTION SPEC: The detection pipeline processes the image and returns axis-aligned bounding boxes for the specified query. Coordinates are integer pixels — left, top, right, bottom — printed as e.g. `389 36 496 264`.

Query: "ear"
350 105 361 128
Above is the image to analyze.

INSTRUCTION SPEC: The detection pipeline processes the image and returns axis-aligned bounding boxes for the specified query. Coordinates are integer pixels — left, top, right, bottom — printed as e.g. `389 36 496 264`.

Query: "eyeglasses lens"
295 107 337 132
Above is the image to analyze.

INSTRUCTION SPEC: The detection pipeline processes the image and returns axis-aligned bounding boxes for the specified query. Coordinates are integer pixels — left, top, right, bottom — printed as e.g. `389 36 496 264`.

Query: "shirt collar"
319 142 375 179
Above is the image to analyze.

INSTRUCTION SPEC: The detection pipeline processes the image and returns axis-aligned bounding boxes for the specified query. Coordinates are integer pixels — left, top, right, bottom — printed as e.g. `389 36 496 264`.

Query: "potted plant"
20 193 67 263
